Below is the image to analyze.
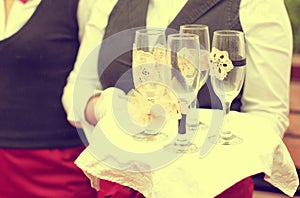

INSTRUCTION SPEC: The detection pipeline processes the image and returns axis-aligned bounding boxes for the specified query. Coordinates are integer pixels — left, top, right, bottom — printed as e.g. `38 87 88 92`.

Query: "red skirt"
0 146 97 198
0 146 252 198
215 177 254 198
97 177 253 198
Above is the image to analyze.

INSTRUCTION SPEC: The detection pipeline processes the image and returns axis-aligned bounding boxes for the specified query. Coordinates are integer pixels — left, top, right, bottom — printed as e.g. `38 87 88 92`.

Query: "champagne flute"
164 33 201 153
210 30 246 145
180 24 210 131
131 28 169 142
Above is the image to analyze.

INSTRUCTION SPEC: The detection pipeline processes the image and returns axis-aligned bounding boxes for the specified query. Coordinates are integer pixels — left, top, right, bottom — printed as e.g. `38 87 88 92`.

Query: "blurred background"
252 1 300 198
285 0 300 53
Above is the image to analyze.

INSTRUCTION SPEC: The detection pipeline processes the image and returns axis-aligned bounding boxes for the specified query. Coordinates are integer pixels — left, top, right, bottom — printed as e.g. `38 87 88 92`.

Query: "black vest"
0 0 84 148
99 0 243 110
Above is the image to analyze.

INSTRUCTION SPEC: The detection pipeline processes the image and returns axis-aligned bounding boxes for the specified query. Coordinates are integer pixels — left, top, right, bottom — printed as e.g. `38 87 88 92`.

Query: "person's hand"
83 170 100 191
68 120 82 128
94 87 146 135
94 87 127 121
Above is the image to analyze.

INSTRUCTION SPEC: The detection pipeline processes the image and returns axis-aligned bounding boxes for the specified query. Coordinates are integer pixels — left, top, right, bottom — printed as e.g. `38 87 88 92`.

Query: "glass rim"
168 33 199 40
180 24 209 30
135 28 165 35
213 30 244 36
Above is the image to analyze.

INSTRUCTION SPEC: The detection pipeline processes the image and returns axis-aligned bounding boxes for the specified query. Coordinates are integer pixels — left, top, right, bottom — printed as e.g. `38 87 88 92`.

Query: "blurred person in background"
0 0 98 197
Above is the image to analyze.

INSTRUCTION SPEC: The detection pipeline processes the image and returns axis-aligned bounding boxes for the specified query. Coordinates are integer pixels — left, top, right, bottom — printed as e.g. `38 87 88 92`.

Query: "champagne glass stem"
178 114 187 135
218 101 243 145
167 113 198 153
220 114 232 140
224 101 231 115
220 101 232 140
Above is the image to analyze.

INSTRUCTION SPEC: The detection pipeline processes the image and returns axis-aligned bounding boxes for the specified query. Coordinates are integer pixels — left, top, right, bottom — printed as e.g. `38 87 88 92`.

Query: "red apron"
0 146 97 198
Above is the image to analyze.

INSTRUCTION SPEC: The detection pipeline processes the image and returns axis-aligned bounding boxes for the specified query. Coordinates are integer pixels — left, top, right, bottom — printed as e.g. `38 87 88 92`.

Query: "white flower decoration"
177 48 197 77
132 44 167 67
132 49 155 67
210 47 234 80
153 45 167 65
128 83 181 125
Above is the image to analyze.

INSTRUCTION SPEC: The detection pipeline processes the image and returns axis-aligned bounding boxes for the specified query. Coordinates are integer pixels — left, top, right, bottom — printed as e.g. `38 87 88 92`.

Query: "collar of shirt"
0 0 41 40
147 0 188 28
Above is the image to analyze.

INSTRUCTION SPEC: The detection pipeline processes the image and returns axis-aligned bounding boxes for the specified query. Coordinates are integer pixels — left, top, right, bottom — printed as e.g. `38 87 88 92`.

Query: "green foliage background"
285 0 300 53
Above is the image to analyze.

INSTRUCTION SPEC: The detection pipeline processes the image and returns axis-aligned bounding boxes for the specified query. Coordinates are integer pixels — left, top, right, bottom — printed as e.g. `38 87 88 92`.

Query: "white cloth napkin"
75 109 299 197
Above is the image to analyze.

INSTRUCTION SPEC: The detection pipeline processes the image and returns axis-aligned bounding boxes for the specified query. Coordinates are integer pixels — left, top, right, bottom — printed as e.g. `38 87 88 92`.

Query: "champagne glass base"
198 121 209 131
133 132 168 142
164 138 199 154
208 133 243 145
186 121 206 131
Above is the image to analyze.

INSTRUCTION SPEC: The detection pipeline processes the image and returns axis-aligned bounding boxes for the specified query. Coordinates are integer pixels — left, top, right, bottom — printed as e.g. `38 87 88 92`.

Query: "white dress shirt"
63 0 293 138
0 0 96 41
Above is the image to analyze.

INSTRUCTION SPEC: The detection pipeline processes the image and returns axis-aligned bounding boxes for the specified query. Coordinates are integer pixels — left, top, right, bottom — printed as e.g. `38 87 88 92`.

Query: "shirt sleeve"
62 0 118 140
62 0 98 124
239 0 293 137
77 0 97 42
